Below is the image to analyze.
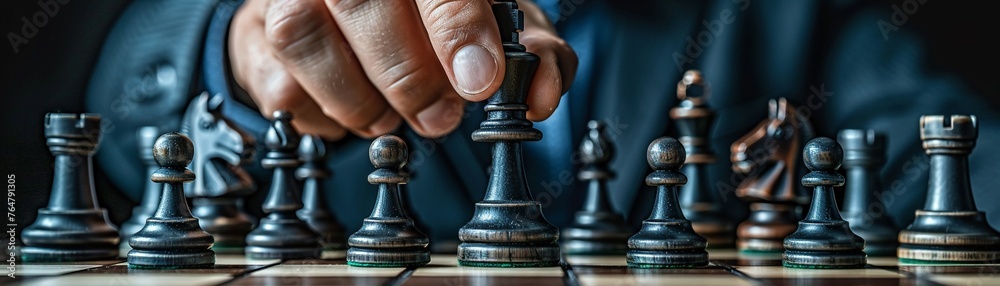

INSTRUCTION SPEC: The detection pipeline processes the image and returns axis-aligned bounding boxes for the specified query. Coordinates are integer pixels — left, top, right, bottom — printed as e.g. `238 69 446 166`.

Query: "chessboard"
9 249 1000 286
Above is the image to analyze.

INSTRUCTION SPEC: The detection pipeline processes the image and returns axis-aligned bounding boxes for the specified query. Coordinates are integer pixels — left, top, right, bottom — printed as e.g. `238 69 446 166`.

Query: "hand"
229 0 577 140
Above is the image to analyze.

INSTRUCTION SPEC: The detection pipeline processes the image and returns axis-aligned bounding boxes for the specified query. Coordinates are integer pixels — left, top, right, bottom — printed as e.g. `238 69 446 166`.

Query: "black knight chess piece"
563 121 630 255
782 137 866 269
898 115 1000 263
837 129 898 256
347 135 430 267
182 93 257 253
297 134 347 259
245 111 320 259
120 126 163 255
456 0 560 267
730 98 814 252
22 113 120 262
128 133 215 269
671 70 735 248
627 137 709 268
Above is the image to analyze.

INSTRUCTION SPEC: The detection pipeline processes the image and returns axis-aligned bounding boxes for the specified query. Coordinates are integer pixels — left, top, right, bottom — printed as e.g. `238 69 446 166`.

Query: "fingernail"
417 99 464 137
452 44 498 95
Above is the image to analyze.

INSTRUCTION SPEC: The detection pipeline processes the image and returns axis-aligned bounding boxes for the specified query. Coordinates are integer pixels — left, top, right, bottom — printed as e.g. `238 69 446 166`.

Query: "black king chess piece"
457 0 560 267
898 115 1000 263
671 70 735 248
782 137 866 269
182 93 257 253
347 135 430 267
563 121 630 255
22 113 120 262
245 111 320 259
627 137 709 268
120 126 163 255
837 129 898 256
128 133 215 268
297 134 347 259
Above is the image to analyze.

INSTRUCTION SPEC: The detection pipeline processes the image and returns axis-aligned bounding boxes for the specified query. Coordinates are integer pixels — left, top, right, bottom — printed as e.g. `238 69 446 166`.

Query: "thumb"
415 0 505 102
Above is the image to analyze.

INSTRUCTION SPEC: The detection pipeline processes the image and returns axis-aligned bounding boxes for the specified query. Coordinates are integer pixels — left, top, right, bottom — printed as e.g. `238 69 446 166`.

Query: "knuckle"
422 0 480 51
264 1 326 55
375 57 446 113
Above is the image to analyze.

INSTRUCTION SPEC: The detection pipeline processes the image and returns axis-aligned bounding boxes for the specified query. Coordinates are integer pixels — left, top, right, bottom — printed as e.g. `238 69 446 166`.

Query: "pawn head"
803 137 843 172
647 136 685 170
153 132 195 168
370 135 408 169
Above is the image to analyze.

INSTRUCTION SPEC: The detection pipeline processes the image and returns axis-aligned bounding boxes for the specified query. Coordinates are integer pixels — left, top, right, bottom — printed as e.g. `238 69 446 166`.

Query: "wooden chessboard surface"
8 249 1000 285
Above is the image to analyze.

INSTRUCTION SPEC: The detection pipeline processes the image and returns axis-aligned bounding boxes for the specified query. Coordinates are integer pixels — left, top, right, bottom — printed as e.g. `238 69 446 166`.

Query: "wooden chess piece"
457 0 560 267
245 111 319 259
671 70 735 248
347 135 430 267
837 129 898 256
782 137 866 269
563 121 630 255
627 137 709 268
730 98 813 252
21 113 119 262
128 133 215 269
898 115 1000 263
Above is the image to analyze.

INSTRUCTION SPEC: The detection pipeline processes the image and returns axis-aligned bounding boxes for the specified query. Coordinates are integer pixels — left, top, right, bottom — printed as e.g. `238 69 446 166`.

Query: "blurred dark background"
1 0 999 237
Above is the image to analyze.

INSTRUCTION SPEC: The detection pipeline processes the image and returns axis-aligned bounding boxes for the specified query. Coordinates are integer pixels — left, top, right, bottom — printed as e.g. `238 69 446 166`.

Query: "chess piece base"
245 214 320 260
457 243 560 267
562 211 631 255
21 208 120 262
737 203 798 253
127 249 215 269
898 210 1000 263
692 221 736 249
626 249 709 268
346 248 429 267
193 198 253 252
782 250 866 269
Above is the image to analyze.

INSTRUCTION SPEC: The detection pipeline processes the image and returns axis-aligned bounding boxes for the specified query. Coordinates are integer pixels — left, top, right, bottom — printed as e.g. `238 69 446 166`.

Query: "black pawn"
899 115 1000 263
671 70 735 248
297 134 347 259
22 113 119 262
128 133 215 268
837 130 898 256
457 0 560 268
627 137 708 268
245 111 320 259
120 126 163 255
563 121 630 255
782 137 866 269
347 135 430 267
